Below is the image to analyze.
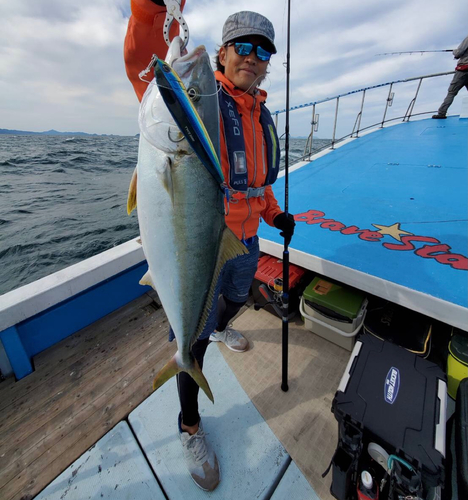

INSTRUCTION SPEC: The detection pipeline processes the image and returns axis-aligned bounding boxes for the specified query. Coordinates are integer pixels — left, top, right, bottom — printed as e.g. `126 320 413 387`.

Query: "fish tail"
152 354 214 403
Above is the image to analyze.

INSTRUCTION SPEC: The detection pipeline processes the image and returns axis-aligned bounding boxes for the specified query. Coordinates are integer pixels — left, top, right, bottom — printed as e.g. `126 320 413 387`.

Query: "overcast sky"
0 0 467 137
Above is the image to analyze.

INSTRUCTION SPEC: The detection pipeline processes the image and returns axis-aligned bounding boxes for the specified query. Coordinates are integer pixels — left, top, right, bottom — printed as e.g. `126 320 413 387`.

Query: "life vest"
218 89 280 198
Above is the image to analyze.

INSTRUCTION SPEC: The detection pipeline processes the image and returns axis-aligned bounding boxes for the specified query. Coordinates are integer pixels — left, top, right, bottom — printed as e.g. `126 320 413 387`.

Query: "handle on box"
435 379 447 457
299 297 366 338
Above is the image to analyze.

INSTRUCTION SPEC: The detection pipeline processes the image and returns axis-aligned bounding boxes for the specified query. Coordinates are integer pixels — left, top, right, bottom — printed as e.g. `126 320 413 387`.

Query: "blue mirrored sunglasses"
230 42 272 62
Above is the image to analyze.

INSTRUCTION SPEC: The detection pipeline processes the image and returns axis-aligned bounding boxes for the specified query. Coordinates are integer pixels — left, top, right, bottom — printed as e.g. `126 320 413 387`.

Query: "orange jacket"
124 0 283 240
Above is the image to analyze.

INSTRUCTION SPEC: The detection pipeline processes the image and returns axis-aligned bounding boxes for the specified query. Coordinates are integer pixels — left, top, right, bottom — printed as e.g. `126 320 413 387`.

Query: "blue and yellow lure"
153 57 224 187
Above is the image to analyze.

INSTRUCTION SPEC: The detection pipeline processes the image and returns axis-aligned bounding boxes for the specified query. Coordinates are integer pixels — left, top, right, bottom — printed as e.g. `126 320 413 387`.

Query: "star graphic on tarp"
372 222 413 241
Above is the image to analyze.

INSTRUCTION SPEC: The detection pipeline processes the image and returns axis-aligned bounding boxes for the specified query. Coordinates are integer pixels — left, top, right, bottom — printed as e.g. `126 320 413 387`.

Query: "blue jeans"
169 236 260 341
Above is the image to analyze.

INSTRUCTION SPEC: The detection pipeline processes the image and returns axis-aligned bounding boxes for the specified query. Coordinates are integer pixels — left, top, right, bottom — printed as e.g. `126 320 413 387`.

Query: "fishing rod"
281 0 291 393
375 50 453 56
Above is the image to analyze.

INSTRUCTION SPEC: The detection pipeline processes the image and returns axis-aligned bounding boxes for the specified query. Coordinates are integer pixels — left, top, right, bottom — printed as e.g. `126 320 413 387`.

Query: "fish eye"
162 63 171 73
187 86 200 102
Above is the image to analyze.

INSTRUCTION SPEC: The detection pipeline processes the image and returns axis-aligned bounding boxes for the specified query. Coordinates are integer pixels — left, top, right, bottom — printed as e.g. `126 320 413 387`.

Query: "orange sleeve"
124 0 186 102
261 185 283 227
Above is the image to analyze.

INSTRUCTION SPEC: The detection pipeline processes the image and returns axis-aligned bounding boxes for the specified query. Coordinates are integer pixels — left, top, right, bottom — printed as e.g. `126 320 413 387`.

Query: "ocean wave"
0 134 309 295
10 209 33 214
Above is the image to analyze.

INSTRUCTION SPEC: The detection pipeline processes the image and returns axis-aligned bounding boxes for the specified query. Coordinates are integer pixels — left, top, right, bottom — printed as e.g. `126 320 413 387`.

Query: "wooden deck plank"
2 337 175 500
0 374 16 391
0 298 162 437
0 294 174 500
0 292 157 410
0 307 169 487
1 342 175 500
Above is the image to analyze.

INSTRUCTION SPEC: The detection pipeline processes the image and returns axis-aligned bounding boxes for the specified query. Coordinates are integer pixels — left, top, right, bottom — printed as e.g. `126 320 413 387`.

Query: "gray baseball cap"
222 11 277 54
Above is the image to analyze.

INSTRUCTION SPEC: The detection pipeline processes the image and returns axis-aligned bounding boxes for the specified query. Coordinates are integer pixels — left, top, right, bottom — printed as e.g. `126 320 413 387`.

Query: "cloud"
0 0 466 136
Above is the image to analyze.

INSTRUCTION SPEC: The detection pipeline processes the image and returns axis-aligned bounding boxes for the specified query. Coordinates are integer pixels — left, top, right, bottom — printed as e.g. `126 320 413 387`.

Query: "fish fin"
188 359 214 403
159 157 175 204
127 166 138 215
218 226 250 263
194 227 248 342
153 354 214 403
139 270 155 289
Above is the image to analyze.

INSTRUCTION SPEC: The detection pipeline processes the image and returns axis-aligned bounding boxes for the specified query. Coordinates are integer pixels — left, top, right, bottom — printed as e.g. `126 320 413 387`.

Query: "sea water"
0 134 328 295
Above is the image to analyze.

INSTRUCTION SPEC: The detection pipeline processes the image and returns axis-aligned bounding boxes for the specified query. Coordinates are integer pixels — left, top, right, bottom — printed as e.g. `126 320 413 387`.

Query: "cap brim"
224 33 277 54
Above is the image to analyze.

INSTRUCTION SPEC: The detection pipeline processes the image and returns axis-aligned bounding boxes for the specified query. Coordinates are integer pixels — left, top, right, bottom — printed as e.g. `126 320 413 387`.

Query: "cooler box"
447 331 468 399
252 255 308 319
299 277 367 351
330 334 447 499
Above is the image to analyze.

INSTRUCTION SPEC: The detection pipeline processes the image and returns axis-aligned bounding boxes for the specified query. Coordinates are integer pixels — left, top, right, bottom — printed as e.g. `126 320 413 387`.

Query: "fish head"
139 37 219 157
171 43 220 156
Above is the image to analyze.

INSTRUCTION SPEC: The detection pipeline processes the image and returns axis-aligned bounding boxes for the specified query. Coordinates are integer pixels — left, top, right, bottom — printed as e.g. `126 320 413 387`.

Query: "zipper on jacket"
261 135 266 175
250 95 257 186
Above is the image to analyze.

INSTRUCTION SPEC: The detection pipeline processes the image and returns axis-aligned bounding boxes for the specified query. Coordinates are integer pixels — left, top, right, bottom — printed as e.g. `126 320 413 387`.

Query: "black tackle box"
363 300 432 357
330 334 447 499
456 378 468 497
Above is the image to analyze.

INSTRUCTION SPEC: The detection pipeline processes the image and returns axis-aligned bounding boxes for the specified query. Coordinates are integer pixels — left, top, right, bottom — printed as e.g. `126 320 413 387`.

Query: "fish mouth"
166 37 206 64
172 44 208 79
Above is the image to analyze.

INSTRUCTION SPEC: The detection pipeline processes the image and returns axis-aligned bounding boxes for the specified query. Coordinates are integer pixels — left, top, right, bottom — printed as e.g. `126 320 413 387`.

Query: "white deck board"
270 460 321 500
128 343 290 499
33 421 165 500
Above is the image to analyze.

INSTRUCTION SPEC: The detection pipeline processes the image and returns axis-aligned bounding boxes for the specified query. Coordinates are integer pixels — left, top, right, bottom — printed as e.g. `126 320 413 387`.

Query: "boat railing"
271 71 455 164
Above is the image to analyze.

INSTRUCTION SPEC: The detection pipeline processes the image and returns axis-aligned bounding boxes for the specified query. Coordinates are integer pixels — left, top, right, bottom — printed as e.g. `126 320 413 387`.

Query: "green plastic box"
303 277 365 321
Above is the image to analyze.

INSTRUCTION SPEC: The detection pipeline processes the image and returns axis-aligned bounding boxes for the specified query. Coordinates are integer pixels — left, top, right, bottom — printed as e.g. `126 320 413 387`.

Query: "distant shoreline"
0 128 126 137
1 129 316 140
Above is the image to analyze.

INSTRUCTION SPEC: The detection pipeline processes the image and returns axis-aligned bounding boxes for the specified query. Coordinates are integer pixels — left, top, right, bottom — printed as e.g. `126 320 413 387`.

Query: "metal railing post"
270 71 454 167
404 78 423 122
381 83 394 127
331 97 339 149
304 104 317 158
354 90 366 138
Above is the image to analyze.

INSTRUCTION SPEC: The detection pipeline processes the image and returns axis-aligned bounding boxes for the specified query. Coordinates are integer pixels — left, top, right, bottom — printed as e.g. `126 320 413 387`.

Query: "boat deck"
0 292 175 500
0 291 345 500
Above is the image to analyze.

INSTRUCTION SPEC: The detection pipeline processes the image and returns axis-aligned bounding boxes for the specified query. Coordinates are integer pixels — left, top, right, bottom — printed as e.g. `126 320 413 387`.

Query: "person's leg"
176 336 220 491
436 71 466 116
210 237 260 351
177 337 210 429
216 295 246 332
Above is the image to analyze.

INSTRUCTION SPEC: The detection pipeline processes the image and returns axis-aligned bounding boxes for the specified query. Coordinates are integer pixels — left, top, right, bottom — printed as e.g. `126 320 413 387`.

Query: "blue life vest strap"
218 89 280 195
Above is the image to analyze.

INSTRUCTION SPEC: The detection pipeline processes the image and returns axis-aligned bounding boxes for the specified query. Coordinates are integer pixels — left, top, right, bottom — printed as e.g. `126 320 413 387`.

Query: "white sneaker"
179 416 220 491
209 325 249 352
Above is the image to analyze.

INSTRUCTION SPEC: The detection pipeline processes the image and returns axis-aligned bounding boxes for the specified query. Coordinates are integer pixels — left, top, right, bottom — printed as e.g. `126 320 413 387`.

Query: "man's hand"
273 212 296 245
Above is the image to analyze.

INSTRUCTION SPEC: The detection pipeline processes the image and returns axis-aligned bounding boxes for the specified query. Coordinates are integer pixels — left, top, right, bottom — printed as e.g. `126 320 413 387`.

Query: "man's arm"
453 35 468 59
261 186 284 226
124 0 186 102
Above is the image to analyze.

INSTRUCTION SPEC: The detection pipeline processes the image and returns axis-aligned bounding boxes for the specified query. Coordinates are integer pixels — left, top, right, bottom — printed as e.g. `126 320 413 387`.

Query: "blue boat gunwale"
0 238 150 379
0 238 145 332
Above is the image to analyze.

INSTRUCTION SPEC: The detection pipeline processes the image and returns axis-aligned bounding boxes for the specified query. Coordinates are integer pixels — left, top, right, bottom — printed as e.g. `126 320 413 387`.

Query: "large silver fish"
127 37 247 403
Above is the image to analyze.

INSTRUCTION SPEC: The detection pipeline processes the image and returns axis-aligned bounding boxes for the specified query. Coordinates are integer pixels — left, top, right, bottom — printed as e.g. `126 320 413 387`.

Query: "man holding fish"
125 0 295 491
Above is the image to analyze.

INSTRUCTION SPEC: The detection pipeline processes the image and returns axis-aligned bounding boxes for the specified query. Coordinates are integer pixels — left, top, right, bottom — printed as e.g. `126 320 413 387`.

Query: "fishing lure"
153 56 224 187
